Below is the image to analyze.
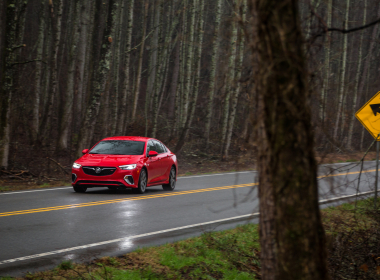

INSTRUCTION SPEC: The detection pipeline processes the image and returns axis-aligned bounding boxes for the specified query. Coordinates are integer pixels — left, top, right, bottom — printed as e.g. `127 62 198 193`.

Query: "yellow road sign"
356 91 380 140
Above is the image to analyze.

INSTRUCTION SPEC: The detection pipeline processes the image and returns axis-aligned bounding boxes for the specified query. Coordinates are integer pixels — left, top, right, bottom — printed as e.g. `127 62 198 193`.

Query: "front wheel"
73 185 87 193
136 169 147 194
162 167 176 191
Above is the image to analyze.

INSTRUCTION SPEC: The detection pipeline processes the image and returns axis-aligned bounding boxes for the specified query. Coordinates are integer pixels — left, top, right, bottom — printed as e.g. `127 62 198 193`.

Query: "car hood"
75 154 143 167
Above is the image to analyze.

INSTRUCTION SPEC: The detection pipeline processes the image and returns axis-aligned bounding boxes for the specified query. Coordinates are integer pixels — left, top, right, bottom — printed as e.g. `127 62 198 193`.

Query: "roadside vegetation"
2 198 380 280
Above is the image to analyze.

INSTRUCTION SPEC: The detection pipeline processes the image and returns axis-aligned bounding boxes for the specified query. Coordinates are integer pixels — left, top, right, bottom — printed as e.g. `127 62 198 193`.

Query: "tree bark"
38 0 63 144
319 0 332 124
333 0 350 141
181 0 197 129
110 0 125 136
221 0 239 158
251 0 329 278
32 0 46 143
204 0 222 147
131 1 148 124
0 0 18 168
57 0 80 151
223 0 247 160
117 0 134 134
174 0 204 153
76 0 119 154
347 0 367 149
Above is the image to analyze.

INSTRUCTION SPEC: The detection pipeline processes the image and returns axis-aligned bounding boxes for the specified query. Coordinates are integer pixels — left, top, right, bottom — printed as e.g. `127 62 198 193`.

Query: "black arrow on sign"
370 104 380 116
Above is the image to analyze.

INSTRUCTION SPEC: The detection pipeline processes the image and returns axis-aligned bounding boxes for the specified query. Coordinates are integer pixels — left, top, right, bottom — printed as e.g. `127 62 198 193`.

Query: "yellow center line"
0 169 375 217
318 169 375 179
0 183 256 217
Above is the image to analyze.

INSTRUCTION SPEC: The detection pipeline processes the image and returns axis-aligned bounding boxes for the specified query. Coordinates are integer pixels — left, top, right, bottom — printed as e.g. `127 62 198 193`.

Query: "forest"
0 0 379 170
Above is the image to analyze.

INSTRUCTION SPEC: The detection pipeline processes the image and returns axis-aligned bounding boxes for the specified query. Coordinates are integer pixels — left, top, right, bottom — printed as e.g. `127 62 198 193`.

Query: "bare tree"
1 0 19 168
250 0 329 278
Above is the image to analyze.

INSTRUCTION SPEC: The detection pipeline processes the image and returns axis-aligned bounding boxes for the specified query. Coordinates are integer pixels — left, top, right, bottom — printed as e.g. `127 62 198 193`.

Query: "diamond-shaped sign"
356 91 380 140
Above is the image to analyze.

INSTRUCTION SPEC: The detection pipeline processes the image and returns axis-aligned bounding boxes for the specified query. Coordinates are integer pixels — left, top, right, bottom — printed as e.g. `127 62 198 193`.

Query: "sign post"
376 141 379 209
355 91 380 209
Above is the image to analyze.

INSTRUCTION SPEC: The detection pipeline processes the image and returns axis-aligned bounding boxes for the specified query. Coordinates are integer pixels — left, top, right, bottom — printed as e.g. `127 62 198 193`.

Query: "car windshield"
89 140 145 155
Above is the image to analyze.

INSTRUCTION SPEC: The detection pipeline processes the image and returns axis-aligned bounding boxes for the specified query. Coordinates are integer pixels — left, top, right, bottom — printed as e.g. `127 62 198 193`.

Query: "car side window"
154 140 165 154
146 141 155 156
159 142 167 153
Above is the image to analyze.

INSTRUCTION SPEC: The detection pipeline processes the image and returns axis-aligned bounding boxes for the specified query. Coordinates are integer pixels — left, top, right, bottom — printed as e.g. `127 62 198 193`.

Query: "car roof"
101 136 151 142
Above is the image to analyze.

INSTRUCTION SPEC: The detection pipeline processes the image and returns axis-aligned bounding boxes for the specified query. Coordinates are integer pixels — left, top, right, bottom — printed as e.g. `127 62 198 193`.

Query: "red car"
71 136 178 194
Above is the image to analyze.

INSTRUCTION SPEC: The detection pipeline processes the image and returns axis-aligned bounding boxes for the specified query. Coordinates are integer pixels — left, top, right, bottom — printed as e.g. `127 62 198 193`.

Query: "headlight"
72 162 81 169
119 164 137 170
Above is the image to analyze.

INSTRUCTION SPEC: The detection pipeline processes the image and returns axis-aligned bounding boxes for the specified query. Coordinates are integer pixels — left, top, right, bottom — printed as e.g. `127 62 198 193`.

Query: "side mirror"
82 149 89 155
148 151 158 157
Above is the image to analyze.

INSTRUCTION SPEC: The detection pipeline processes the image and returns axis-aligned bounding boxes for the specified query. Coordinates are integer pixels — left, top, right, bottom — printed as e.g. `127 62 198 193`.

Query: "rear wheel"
136 169 147 194
73 185 87 193
162 167 176 191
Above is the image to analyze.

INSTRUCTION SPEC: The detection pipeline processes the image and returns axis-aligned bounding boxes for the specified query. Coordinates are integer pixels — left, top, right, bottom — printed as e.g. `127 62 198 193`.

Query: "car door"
152 140 168 181
146 140 161 183
155 141 172 181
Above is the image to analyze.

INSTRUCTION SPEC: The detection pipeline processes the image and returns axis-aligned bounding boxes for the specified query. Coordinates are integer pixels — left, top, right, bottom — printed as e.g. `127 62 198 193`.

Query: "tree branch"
11 59 47 67
125 27 156 54
47 157 69 175
12 44 26 50
327 18 380 34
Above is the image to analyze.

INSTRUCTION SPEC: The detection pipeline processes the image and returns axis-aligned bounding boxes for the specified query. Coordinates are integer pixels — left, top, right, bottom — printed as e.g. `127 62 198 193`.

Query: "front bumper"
71 167 140 189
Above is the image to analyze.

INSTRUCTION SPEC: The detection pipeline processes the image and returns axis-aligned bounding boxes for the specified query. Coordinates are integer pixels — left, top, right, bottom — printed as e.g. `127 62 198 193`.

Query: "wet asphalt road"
0 161 378 277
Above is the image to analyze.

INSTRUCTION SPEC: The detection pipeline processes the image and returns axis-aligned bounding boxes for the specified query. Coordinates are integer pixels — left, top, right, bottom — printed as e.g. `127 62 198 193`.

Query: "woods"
1 0 380 169
1 0 380 279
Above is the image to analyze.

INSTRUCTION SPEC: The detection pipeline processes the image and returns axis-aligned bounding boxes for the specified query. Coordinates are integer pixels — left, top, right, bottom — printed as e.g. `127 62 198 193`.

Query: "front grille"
76 180 125 187
82 166 116 176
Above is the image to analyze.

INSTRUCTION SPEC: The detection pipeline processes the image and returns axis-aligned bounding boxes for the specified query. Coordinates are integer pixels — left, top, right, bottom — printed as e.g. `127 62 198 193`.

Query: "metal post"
375 140 379 209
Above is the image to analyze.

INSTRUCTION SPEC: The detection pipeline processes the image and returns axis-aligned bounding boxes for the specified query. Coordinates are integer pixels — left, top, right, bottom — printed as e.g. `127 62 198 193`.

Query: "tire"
162 167 176 191
136 168 147 194
73 185 87 193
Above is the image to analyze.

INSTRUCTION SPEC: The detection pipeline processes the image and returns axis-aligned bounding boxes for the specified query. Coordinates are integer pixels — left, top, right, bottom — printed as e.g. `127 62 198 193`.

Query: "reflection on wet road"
0 162 378 277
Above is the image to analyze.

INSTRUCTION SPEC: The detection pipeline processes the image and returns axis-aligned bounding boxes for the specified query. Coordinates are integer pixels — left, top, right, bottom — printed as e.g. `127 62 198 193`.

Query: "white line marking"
0 187 72 195
0 213 258 265
178 171 254 179
0 190 376 266
319 190 375 204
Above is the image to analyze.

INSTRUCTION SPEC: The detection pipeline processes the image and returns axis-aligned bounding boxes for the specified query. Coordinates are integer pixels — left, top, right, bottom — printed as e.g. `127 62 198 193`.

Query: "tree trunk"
110 0 125 136
57 0 80 151
76 0 119 155
181 0 197 129
145 0 161 136
152 0 178 138
252 0 329 278
174 0 204 153
347 0 367 149
333 0 350 141
204 0 222 147
319 0 332 124
0 0 18 168
117 0 134 135
38 0 62 144
151 1 165 138
32 0 46 143
221 0 239 158
131 1 148 124
223 0 246 160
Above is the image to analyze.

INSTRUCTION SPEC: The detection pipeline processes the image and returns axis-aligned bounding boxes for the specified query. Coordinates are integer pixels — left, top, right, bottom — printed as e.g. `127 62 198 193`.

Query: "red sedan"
71 136 178 194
